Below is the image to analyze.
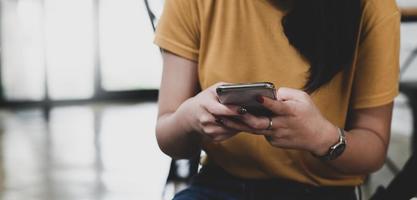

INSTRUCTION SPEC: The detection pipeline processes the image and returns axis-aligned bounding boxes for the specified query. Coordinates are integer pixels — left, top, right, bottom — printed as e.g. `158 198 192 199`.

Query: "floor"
0 102 171 200
0 97 414 200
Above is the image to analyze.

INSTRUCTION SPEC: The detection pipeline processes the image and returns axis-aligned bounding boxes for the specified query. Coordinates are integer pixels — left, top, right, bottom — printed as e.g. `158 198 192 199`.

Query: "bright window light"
99 0 162 91
44 0 95 100
1 0 45 100
1 0 163 101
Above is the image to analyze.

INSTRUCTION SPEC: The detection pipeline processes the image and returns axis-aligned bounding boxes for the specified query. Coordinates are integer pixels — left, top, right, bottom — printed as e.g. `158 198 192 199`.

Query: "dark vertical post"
93 0 103 98
41 0 51 121
39 1 54 199
0 60 4 103
92 1 105 199
410 95 417 152
43 56 51 121
144 0 156 32
0 2 5 104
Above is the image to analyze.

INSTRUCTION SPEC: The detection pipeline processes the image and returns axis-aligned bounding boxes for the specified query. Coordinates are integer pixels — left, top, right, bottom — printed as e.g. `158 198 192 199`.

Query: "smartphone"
216 82 277 116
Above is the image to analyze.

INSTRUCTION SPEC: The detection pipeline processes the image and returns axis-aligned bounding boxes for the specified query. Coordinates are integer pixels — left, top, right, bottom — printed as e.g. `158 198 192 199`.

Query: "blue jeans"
173 164 357 200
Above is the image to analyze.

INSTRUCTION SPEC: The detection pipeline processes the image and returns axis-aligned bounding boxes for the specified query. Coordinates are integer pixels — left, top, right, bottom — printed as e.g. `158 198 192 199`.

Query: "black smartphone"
216 82 277 116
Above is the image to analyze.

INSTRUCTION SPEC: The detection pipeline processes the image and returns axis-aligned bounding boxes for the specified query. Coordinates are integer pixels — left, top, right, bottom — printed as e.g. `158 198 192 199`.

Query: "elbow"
355 151 387 175
367 151 388 173
352 132 390 174
335 158 385 176
155 120 198 160
334 149 388 175
155 121 171 157
367 140 390 173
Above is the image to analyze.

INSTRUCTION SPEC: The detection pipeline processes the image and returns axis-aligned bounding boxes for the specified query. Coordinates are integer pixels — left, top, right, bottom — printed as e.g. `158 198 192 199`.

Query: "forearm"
239 88 393 175
325 127 388 175
156 103 202 159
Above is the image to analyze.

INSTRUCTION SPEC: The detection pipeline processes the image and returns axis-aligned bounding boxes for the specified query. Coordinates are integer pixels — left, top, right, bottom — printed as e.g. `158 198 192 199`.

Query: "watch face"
331 143 346 158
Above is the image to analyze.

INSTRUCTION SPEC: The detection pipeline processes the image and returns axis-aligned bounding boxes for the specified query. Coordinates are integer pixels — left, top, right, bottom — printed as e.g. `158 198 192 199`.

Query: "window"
100 0 162 91
1 0 45 100
0 0 163 101
45 0 95 100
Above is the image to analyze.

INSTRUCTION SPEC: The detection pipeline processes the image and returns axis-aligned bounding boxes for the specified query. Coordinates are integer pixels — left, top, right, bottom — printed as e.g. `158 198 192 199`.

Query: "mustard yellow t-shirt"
154 0 400 186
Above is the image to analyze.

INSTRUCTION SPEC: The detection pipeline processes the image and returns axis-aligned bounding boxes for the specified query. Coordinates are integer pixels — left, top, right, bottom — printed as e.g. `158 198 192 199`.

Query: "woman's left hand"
219 87 339 156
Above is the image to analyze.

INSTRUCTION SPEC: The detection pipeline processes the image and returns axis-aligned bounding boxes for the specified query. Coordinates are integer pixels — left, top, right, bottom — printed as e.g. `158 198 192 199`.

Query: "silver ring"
266 116 273 130
238 106 248 115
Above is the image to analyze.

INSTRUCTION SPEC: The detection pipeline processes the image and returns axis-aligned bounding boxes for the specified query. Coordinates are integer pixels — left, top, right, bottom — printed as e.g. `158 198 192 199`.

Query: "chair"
370 151 417 200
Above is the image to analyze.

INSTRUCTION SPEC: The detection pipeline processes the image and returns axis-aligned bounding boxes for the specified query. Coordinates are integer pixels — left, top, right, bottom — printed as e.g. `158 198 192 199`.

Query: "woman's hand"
176 82 249 143
156 52 251 158
219 87 340 156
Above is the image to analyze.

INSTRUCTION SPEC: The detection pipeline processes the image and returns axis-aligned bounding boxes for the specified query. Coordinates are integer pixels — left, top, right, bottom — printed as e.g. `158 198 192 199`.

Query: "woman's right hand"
176 82 246 142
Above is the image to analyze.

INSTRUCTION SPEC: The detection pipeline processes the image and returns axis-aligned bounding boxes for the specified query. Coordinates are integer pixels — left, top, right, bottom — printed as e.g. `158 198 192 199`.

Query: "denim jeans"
173 164 357 200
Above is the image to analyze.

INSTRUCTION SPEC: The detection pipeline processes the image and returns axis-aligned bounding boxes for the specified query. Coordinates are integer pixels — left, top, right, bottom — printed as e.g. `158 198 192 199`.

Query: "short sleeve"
351 0 400 109
154 0 200 61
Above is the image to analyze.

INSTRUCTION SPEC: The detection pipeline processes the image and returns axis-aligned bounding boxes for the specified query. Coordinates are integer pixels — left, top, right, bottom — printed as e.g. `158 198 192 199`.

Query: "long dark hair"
279 0 362 93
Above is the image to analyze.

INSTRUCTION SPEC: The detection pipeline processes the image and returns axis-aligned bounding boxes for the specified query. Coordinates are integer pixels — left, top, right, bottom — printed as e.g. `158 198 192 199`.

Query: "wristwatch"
317 128 346 161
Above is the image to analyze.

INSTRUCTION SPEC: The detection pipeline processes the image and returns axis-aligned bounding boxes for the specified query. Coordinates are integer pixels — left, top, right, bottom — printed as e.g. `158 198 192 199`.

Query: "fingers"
202 124 239 142
235 113 288 133
217 117 254 133
208 82 231 94
259 96 292 116
205 103 241 117
203 82 243 117
257 87 310 116
198 112 240 143
276 87 310 102
198 113 217 126
238 114 271 131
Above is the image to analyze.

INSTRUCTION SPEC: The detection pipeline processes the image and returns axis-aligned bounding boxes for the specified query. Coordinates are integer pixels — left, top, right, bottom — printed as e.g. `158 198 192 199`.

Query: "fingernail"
256 96 264 104
215 118 224 125
238 107 248 115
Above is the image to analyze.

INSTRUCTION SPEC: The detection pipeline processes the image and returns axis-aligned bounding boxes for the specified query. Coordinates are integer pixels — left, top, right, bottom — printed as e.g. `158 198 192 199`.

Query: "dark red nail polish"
256 96 264 104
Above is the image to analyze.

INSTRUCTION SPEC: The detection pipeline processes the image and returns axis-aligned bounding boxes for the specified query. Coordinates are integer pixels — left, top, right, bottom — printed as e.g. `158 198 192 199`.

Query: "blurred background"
0 0 416 199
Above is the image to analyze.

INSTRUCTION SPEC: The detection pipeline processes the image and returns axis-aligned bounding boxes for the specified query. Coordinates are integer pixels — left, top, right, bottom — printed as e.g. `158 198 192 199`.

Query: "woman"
154 0 400 199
